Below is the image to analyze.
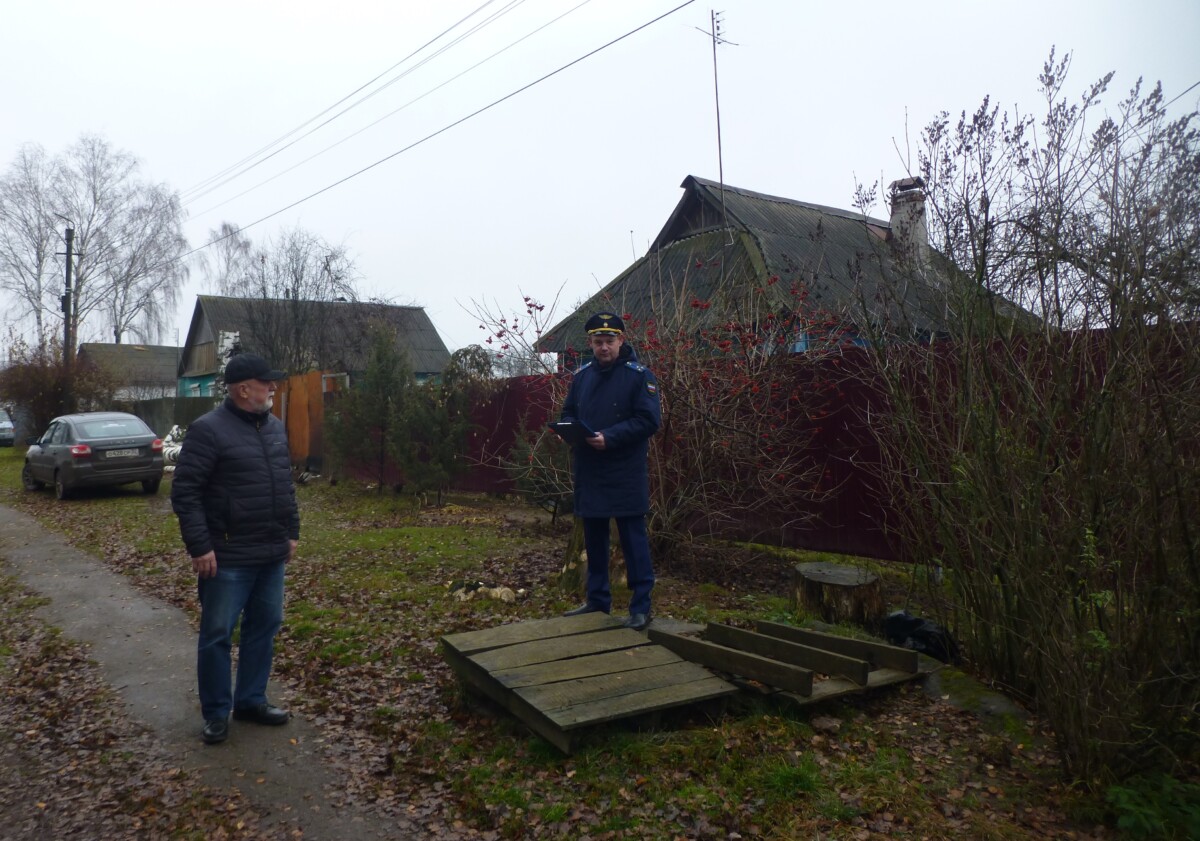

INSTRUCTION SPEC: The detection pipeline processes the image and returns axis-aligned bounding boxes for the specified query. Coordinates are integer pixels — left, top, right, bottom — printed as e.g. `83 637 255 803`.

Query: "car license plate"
106 448 139 458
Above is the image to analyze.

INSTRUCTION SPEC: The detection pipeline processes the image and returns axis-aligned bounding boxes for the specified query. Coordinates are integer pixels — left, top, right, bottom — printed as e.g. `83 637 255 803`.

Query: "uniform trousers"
581 515 655 616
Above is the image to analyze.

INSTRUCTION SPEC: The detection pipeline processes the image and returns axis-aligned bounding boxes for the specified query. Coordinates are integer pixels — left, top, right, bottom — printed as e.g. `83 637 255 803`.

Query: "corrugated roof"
540 175 965 352
183 296 451 376
77 343 181 386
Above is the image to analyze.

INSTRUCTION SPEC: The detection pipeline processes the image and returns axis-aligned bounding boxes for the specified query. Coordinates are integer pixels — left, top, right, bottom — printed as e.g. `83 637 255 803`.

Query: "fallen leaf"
811 715 842 733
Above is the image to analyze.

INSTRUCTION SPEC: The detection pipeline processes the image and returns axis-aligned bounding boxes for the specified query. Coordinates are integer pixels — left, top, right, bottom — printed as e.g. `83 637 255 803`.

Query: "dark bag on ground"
884 610 960 664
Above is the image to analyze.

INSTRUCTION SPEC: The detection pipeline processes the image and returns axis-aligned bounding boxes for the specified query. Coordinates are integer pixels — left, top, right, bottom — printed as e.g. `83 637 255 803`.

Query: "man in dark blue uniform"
559 312 661 631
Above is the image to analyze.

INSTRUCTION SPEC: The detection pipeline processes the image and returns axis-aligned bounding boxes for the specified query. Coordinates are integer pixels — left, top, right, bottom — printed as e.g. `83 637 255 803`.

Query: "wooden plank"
729 675 778 695
542 675 738 729
755 621 919 673
705 623 869 686
517 661 705 714
648 629 813 695
441 612 620 656
776 667 921 708
441 640 574 753
470 629 647 672
493 645 680 689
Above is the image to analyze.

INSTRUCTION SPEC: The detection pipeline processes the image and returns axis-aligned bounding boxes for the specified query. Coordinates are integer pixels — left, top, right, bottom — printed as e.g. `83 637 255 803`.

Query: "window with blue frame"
789 328 866 353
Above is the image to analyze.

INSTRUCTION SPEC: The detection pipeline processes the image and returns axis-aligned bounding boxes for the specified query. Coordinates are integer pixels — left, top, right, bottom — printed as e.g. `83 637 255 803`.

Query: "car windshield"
79 418 149 437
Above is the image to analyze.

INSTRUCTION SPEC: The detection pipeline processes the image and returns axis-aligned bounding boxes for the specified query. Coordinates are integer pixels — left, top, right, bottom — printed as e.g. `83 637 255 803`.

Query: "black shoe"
232 703 290 726
623 613 651 631
202 718 229 744
563 603 605 617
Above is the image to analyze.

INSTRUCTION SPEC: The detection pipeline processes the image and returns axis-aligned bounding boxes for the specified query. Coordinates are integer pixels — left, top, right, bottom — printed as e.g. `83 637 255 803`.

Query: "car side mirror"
26 436 39 445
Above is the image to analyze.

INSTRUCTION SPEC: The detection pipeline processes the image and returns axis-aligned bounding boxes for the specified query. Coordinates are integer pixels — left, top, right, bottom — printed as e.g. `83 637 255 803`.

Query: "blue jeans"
582 515 655 616
197 561 285 721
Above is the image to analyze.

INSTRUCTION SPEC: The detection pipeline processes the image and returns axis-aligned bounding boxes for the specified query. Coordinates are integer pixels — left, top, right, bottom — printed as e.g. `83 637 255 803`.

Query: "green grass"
759 754 823 795
540 802 568 822
0 445 24 489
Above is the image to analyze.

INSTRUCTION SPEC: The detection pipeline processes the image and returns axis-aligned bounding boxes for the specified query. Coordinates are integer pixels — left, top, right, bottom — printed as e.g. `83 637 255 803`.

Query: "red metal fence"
457 359 902 562
271 360 902 561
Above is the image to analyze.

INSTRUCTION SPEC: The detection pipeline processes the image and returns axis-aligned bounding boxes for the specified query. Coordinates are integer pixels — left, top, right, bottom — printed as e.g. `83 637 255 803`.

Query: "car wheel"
142 478 161 495
22 463 45 491
54 472 72 500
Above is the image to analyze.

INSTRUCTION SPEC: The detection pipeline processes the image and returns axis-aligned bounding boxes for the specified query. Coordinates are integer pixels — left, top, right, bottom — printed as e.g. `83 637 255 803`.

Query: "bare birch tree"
0 144 59 348
99 184 189 344
60 136 188 344
0 135 188 348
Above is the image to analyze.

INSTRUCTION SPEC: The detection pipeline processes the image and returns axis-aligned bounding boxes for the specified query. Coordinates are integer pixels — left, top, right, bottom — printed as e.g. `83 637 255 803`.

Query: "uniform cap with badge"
585 312 624 335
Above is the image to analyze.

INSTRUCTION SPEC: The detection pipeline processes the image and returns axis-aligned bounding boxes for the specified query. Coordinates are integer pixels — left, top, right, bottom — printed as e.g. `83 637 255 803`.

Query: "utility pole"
59 225 76 414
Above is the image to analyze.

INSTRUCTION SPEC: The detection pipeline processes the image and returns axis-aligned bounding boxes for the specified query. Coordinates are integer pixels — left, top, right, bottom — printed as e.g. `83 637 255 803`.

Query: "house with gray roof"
540 175 1029 354
77 343 181 400
177 295 451 397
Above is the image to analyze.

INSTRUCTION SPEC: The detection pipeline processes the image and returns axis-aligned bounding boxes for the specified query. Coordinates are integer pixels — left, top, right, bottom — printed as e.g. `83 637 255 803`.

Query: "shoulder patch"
646 381 657 396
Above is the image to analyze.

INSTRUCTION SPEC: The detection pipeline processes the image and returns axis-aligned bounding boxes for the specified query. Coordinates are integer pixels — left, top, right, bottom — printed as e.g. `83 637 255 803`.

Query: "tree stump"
559 519 586 595
559 519 624 597
790 562 884 629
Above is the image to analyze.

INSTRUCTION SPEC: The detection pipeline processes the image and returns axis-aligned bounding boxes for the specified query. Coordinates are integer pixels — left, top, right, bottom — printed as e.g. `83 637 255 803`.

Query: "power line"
181 0 509 201
1165 78 1200 109
191 0 596 220
179 0 697 264
184 0 535 208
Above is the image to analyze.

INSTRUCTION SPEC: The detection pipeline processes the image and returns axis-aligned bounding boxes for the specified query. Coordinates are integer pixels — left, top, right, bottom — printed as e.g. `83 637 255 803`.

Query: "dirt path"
0 503 414 840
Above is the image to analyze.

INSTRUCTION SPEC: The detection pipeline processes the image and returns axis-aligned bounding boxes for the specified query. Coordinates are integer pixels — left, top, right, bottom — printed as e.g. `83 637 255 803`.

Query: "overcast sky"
3 0 1198 353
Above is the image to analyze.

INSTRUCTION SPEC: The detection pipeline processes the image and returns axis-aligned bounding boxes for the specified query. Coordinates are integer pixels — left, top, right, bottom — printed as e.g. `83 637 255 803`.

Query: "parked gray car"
22 412 164 499
0 409 14 447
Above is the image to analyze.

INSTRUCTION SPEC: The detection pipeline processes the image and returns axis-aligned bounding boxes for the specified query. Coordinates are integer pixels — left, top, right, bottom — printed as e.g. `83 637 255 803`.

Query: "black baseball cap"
225 353 286 384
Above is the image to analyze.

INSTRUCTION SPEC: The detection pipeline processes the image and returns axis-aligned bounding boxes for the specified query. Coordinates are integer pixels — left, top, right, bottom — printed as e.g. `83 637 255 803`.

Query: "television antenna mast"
695 11 738 276
696 11 737 194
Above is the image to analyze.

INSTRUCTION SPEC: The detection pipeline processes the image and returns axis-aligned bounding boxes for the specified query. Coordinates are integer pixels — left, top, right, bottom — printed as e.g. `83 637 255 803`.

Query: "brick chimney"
888 177 928 267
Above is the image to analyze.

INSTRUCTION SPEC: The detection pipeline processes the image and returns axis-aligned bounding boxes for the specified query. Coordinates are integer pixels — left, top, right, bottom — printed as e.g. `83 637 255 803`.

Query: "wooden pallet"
648 620 927 706
441 613 738 753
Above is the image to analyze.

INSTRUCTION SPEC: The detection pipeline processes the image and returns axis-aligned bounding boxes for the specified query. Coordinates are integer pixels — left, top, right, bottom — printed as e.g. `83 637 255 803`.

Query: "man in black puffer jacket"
171 353 300 745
